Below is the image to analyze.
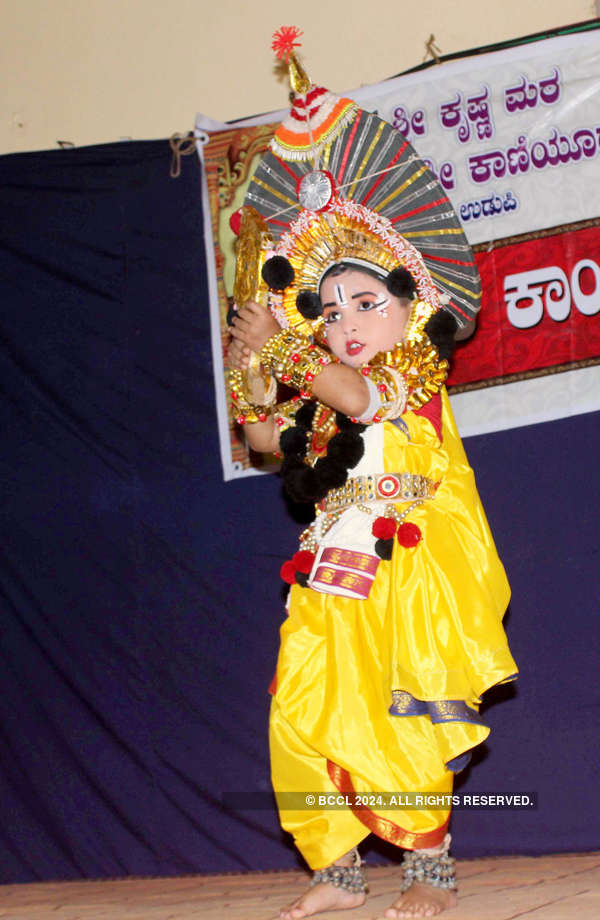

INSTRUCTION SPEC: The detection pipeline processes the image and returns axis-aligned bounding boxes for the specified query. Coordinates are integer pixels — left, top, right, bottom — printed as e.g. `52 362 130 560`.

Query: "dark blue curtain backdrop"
0 140 598 884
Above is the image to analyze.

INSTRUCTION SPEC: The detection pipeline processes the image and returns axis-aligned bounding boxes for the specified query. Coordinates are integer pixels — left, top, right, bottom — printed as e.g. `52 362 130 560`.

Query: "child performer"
228 29 518 920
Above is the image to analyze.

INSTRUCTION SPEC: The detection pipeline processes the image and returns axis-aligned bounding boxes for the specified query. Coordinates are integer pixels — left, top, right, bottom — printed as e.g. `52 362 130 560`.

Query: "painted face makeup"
333 283 348 307
374 295 390 318
320 269 411 368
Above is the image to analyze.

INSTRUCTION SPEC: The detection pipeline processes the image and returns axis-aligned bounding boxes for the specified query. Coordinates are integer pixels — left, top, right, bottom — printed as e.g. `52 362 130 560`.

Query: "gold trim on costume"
260 328 336 397
327 760 450 850
274 198 442 341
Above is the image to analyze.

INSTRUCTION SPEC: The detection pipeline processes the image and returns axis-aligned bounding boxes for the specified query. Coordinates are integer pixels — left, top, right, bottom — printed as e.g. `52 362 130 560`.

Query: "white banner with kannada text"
196 27 600 480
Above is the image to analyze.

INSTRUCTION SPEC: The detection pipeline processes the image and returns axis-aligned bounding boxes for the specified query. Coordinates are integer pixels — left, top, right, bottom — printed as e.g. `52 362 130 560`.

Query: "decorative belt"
320 473 438 512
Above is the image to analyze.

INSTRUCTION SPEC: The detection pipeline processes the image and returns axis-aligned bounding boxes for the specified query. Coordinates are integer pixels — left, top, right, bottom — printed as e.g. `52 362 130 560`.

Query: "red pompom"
397 522 422 547
372 516 397 540
272 26 303 61
280 560 297 584
229 209 242 236
292 550 316 574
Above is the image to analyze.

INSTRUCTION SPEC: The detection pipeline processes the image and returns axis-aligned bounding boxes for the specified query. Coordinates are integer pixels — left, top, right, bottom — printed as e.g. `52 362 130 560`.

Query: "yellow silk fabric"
270 390 517 869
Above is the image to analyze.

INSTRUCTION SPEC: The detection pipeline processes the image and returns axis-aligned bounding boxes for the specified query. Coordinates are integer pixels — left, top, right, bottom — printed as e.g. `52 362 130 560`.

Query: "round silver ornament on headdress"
297 170 335 211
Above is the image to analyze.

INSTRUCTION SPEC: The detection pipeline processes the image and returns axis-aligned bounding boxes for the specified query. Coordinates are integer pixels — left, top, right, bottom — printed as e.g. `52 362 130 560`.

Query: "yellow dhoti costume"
269 392 517 868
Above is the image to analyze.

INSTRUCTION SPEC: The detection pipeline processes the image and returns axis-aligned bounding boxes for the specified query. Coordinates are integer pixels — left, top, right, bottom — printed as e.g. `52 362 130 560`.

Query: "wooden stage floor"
1 852 598 920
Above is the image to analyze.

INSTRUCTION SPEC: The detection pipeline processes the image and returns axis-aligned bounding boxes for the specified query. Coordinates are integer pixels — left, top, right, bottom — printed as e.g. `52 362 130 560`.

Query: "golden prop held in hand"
229 207 275 415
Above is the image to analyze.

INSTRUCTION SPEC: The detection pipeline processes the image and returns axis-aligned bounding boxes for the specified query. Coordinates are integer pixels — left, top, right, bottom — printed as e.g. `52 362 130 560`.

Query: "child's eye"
359 298 389 312
324 310 342 324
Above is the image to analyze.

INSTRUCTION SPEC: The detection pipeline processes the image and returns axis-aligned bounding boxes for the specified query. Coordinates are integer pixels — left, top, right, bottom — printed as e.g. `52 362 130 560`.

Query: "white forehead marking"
334 283 348 306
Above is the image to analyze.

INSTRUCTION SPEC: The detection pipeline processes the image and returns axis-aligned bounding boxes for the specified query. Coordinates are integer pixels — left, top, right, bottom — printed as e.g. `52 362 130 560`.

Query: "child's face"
320 269 411 368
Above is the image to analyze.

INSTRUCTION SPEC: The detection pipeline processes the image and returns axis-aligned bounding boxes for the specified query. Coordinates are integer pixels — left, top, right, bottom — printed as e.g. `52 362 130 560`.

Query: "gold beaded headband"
264 197 441 340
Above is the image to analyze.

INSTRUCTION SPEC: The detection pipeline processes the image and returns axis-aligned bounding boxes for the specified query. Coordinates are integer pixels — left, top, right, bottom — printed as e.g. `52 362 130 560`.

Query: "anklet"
400 836 456 892
311 848 367 894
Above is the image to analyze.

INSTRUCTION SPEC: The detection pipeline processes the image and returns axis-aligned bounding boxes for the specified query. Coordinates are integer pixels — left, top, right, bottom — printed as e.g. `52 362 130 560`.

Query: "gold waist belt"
321 473 438 512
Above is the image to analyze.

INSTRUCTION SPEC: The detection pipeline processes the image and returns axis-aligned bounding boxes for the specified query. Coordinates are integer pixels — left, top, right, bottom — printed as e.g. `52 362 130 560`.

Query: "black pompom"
375 538 394 561
282 464 320 503
262 255 295 291
280 455 302 477
280 426 308 457
296 290 323 320
335 412 366 433
424 309 458 362
313 457 348 492
386 266 417 300
280 408 366 507
295 401 318 429
325 431 365 469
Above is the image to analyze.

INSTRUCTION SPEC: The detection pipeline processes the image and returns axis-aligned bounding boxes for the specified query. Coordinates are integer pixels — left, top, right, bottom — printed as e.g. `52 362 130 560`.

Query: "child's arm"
228 330 281 454
230 302 371 418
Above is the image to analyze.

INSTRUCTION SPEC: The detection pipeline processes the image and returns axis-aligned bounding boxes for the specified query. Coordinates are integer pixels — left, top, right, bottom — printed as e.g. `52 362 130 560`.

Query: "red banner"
447 222 600 389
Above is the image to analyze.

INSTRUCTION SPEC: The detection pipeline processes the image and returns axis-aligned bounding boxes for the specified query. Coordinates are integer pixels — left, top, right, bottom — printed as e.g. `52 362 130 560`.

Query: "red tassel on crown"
272 26 303 61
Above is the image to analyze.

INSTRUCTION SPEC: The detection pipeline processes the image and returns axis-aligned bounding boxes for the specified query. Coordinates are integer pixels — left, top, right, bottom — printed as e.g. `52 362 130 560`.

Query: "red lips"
346 340 364 356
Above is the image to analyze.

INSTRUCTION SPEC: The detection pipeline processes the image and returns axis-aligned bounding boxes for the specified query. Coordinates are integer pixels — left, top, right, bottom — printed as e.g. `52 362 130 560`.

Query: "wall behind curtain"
0 140 598 883
1 1 595 153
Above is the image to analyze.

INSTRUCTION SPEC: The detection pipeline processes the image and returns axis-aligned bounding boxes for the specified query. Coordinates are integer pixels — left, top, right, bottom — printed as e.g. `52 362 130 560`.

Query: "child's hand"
229 301 281 353
227 335 251 370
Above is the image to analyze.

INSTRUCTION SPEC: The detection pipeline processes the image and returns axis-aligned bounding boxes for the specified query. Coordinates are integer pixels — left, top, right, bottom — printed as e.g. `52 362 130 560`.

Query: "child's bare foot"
280 849 367 919
279 880 366 918
381 883 457 918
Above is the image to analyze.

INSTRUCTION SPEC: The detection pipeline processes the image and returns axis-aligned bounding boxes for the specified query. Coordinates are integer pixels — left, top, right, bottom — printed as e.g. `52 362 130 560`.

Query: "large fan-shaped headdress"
243 27 480 344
